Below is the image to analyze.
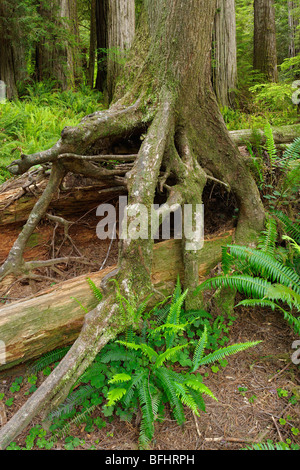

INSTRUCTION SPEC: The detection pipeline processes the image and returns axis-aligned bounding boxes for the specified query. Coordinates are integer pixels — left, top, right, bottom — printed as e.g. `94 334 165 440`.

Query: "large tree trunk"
213 0 237 108
253 0 278 82
35 0 81 89
0 0 266 449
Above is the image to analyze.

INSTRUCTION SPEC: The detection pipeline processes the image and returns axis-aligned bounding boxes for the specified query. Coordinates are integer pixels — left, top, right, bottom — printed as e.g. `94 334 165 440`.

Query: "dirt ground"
0 193 299 451
0 298 299 451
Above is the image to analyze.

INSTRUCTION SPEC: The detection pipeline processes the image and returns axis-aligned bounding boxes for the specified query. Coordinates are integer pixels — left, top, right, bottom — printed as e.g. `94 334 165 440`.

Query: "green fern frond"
191 325 208 372
196 274 272 299
154 344 186 368
257 216 277 255
87 278 103 302
197 341 262 367
106 387 127 407
154 367 185 426
123 369 147 408
173 383 200 415
264 122 277 167
137 376 155 444
243 441 291 450
116 340 158 362
184 378 217 402
29 346 70 373
282 137 300 161
165 289 189 349
273 211 300 243
226 245 300 291
109 373 132 384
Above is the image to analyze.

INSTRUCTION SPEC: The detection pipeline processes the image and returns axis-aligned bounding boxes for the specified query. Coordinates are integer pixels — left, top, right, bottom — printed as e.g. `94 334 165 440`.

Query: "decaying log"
229 124 300 147
0 230 234 371
0 171 126 226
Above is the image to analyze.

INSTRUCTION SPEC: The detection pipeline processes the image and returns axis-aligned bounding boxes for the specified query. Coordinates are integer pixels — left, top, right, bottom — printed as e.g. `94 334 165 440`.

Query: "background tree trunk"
0 1 28 99
253 0 278 82
87 0 97 88
35 0 81 89
213 0 237 108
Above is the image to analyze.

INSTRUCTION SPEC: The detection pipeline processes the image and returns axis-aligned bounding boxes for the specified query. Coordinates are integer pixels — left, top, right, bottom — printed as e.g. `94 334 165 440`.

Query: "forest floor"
0 304 299 451
0 188 299 451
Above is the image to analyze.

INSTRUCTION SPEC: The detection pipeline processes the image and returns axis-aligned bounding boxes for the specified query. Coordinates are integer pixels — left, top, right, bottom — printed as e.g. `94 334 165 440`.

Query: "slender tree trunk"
87 0 97 88
213 0 237 108
253 0 278 82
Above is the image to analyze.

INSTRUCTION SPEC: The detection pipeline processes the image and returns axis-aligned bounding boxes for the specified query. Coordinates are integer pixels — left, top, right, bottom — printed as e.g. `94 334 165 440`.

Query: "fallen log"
0 230 234 371
229 123 300 147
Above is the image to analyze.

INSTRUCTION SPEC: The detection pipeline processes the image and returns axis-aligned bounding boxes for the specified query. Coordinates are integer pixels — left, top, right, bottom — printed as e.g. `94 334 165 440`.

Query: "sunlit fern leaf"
257 216 277 256
29 346 71 373
106 387 127 407
154 367 185 426
243 441 291 450
108 373 132 384
191 325 208 372
154 343 186 369
226 245 300 291
184 378 218 401
197 341 262 367
264 122 277 167
117 340 158 362
266 283 300 309
87 278 103 302
165 289 189 349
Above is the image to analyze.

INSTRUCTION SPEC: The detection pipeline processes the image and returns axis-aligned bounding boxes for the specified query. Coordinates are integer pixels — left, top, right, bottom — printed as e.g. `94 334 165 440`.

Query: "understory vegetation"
0 0 299 454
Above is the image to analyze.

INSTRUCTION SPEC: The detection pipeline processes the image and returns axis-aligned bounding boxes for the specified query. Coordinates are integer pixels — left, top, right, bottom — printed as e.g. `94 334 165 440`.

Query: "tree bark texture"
35 0 81 89
0 0 266 448
253 0 278 82
213 0 237 108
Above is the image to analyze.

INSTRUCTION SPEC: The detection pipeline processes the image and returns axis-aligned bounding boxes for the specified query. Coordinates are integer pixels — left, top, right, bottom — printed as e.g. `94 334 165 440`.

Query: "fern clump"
195 217 300 335
41 280 260 449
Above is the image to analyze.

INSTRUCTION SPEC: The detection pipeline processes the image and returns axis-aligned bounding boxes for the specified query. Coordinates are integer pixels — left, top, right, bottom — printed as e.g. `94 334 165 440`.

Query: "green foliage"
0 82 104 183
195 218 300 335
